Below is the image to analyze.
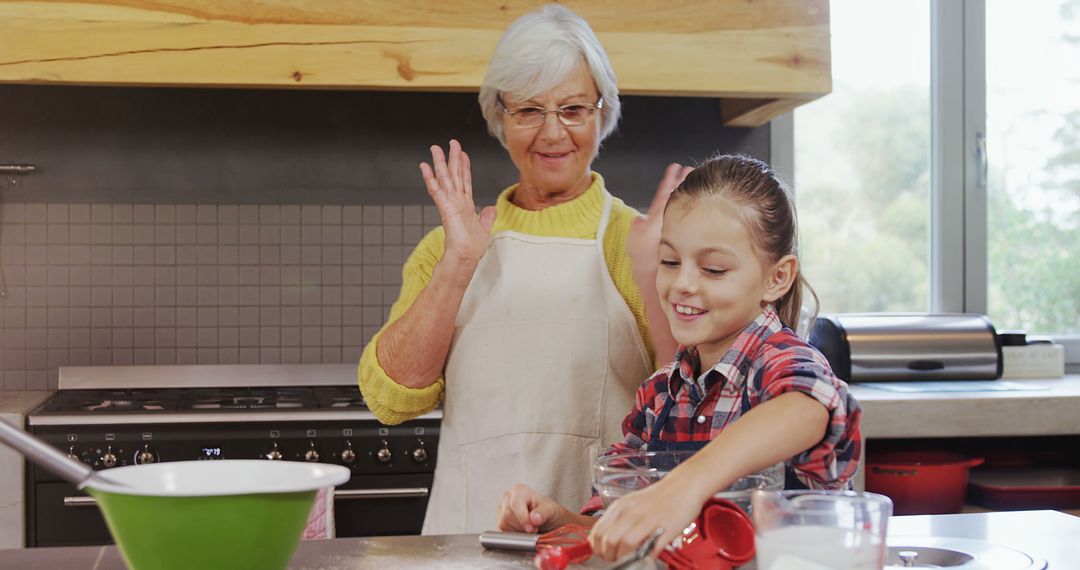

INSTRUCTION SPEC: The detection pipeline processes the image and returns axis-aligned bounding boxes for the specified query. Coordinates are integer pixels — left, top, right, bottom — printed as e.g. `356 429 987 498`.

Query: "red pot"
865 451 984 515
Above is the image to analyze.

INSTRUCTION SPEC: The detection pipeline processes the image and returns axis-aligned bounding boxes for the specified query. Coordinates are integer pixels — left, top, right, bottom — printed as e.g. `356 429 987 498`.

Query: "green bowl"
85 460 350 570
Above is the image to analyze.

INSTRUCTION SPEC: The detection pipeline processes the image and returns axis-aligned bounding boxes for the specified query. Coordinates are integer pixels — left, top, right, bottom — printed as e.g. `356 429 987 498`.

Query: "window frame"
774 0 1079 369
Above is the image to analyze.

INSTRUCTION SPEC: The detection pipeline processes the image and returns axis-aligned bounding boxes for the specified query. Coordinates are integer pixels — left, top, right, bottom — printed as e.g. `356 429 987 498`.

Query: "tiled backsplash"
0 202 438 390
0 86 772 391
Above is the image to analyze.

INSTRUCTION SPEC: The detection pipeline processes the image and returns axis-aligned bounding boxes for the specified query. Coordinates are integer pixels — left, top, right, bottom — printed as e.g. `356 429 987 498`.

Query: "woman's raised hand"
627 163 693 267
419 139 497 267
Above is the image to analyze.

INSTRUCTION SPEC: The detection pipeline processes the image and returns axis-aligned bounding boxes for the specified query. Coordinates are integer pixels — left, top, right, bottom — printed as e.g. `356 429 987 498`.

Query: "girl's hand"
627 163 693 270
419 139 497 267
496 483 574 533
587 476 702 561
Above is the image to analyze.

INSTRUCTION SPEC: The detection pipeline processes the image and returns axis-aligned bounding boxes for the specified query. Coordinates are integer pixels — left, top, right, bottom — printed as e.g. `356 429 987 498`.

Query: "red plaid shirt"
582 307 862 514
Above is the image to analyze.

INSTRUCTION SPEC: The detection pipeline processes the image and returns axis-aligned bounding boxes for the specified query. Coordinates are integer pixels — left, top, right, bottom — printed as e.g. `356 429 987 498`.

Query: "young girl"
495 154 862 561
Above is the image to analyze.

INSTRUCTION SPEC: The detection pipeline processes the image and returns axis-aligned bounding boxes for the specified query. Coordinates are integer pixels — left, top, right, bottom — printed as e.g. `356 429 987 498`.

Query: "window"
795 1 932 314
791 0 1079 354
986 0 1080 334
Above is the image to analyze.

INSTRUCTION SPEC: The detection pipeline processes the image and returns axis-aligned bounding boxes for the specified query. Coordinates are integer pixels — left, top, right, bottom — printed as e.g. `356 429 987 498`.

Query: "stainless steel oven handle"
334 487 429 500
63 496 98 508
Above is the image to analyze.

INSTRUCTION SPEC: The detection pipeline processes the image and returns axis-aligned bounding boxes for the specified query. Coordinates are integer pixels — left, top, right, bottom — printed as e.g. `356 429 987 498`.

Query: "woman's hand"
628 163 693 361
627 163 693 269
587 475 702 562
496 483 580 533
419 139 497 267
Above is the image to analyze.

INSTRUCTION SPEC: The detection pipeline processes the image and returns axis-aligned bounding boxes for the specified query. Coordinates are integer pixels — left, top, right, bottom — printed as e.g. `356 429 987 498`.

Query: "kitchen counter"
0 510 1076 569
3 375 1079 554
0 391 53 416
850 374 1080 438
0 391 53 550
887 510 1080 568
0 532 609 569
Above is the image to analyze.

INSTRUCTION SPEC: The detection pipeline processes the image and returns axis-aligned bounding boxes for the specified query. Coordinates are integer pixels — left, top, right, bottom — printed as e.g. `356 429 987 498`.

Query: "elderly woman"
358 4 687 534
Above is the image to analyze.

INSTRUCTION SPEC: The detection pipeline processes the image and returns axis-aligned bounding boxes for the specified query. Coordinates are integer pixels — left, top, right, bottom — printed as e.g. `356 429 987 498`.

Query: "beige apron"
422 191 653 534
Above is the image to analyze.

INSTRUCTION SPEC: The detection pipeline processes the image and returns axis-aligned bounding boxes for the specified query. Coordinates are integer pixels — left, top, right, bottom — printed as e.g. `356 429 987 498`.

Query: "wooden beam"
719 97 817 128
0 0 831 118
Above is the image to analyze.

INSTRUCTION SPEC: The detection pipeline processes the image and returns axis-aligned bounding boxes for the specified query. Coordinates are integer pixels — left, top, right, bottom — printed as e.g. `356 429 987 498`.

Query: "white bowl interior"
88 460 350 496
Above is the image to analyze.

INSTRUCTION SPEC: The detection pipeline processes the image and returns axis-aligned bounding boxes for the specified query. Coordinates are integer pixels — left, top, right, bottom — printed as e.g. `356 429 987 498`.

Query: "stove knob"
67 446 81 462
101 446 118 468
376 447 392 464
304 443 320 463
136 445 157 465
411 447 428 463
340 442 356 464
265 443 284 461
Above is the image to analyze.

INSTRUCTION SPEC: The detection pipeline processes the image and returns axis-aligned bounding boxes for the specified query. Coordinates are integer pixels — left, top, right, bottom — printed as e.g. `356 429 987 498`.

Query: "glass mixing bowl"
592 450 784 514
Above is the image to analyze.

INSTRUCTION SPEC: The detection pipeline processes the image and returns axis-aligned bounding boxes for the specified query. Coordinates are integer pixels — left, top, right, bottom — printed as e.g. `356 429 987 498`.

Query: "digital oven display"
200 446 224 460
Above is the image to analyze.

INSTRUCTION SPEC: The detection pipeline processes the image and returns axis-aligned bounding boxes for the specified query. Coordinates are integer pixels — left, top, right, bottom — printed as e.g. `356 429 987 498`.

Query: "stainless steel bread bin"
809 313 1002 382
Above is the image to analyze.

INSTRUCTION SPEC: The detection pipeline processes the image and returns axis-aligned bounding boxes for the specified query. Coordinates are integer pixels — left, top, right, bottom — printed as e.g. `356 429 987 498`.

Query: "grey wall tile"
101 205 120 223
216 205 236 224
281 206 301 225
2 204 26 223
197 205 217 225
218 347 238 364
70 205 90 223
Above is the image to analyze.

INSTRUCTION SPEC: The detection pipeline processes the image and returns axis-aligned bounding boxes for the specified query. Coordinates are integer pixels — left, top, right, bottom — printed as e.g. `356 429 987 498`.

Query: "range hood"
0 0 831 127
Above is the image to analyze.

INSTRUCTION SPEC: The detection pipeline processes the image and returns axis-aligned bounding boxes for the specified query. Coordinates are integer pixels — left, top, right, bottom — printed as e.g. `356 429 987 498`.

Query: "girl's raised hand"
419 139 497 267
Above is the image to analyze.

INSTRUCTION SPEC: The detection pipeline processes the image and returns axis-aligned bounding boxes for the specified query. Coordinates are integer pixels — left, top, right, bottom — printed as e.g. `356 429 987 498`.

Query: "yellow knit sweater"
357 173 655 425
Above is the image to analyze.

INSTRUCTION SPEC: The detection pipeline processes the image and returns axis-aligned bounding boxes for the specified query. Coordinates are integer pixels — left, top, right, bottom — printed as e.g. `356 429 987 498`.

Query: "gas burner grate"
83 399 168 412
34 386 369 414
38 389 181 413
315 386 368 409
179 387 320 411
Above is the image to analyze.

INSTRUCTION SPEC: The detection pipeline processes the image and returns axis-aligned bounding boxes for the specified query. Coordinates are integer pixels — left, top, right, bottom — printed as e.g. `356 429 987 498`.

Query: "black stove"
24 365 440 547
36 386 363 414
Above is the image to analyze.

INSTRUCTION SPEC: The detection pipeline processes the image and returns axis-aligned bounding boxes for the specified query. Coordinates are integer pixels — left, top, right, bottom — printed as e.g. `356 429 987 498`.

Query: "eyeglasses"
497 96 604 128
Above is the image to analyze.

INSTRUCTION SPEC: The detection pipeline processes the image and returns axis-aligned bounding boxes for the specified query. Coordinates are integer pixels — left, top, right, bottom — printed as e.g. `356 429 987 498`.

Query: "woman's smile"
534 149 574 163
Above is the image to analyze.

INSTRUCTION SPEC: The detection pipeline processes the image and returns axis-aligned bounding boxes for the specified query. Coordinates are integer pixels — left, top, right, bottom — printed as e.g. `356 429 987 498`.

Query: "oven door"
334 473 433 537
31 482 111 547
28 474 433 547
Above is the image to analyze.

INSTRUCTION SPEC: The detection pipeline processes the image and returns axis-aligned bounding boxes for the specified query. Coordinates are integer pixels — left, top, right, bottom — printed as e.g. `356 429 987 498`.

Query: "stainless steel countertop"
0 532 603 570
1 510 1077 569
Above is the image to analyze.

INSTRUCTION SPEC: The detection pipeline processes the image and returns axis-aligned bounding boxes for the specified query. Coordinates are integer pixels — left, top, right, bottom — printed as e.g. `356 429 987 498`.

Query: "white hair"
478 4 621 149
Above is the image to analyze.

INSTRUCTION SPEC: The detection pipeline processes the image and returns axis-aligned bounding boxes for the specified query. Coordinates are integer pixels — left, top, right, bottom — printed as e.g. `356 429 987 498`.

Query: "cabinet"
0 0 831 127
850 376 1080 515
0 392 52 549
867 436 1080 515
